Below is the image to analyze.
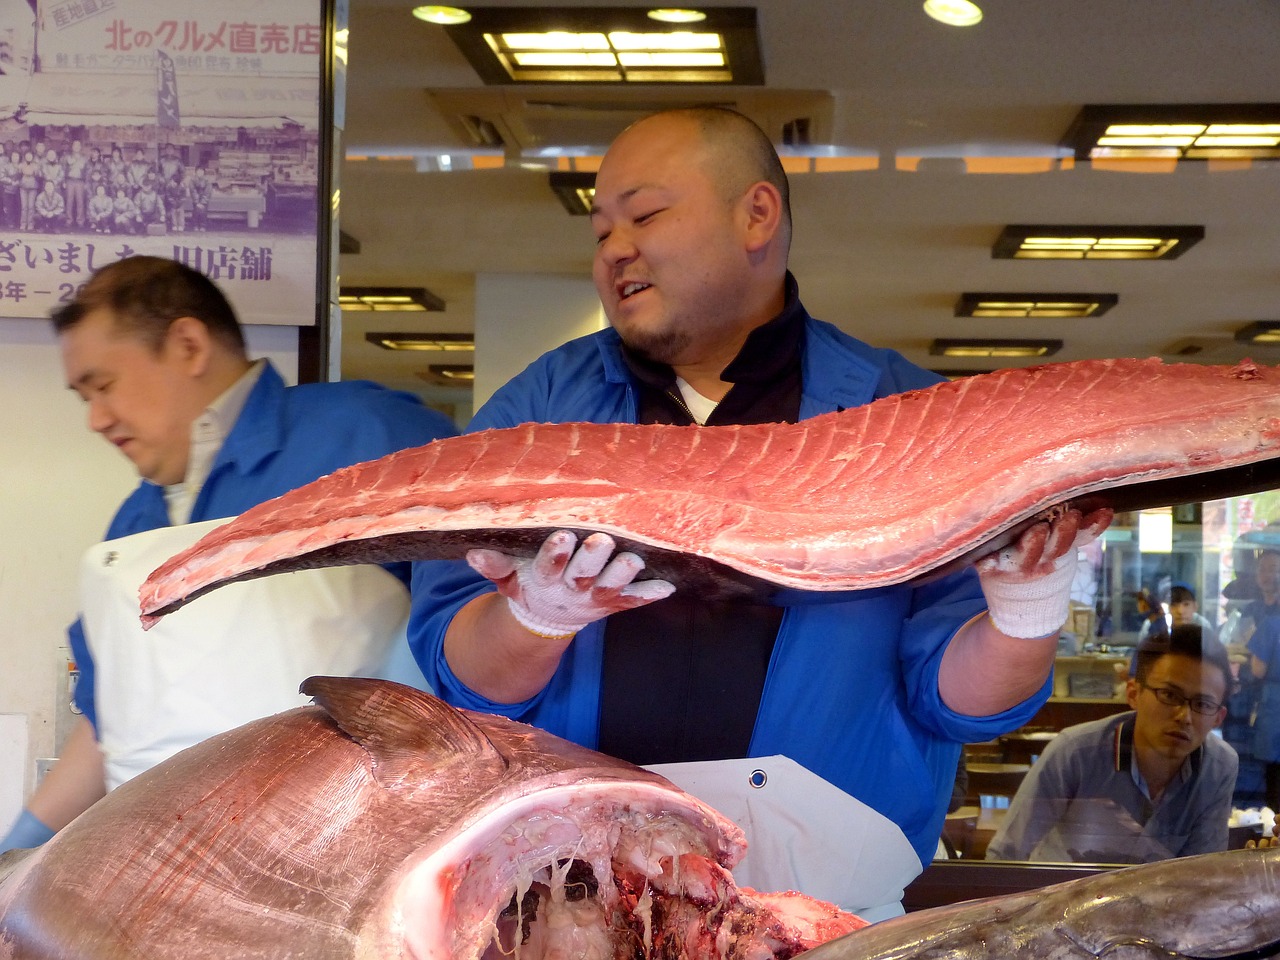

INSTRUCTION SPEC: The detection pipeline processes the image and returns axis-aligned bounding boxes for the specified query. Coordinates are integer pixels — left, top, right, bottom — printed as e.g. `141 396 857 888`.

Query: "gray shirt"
985 712 1238 864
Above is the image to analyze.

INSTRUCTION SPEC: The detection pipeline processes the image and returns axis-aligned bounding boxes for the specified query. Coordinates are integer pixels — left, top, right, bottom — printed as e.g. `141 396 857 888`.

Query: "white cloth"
80 518 414 790
646 755 921 923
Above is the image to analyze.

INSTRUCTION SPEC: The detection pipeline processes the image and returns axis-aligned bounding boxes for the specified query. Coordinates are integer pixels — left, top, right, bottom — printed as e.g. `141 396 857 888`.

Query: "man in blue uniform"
408 108 1109 916
1 255 456 853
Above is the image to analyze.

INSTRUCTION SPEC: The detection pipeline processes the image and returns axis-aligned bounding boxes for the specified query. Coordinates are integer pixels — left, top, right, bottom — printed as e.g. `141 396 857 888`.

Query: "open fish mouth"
398 780 855 959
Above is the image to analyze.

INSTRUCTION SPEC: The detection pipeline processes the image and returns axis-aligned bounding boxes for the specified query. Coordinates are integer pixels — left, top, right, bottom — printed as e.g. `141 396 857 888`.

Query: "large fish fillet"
140 357 1280 621
0 678 864 958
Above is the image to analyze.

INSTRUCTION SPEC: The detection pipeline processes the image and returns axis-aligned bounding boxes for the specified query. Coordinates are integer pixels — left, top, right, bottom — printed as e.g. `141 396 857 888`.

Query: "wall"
473 274 605 411
0 315 298 830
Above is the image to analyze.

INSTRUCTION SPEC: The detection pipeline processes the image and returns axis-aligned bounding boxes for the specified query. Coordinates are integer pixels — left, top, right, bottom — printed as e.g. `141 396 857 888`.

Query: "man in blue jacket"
1 255 456 853
409 108 1108 915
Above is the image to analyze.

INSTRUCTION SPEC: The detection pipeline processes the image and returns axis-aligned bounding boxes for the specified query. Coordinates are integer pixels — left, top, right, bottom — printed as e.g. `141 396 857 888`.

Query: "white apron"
646 755 921 922
79 518 416 791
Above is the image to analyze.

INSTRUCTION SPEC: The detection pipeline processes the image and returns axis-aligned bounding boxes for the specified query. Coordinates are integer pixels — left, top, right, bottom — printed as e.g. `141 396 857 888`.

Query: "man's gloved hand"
0 808 56 855
467 529 676 639
976 506 1113 639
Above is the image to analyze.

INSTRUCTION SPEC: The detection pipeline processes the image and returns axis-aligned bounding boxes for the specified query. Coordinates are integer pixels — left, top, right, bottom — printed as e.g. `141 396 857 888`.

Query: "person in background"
62 139 89 231
407 106 1110 918
1138 581 1216 644
32 177 65 232
986 625 1237 863
110 185 138 235
0 255 457 855
1246 554 1280 814
189 167 212 232
17 148 37 231
86 183 114 234
133 175 165 232
0 148 18 230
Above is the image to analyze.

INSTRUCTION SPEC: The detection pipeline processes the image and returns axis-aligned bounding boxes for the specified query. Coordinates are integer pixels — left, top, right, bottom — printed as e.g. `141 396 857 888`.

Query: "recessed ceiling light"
1062 104 1280 160
956 292 1118 319
923 0 983 27
992 225 1204 261
1235 322 1280 345
413 5 472 25
648 8 707 23
425 363 477 382
364 332 475 352
340 286 445 312
549 171 596 215
929 339 1063 359
441 6 763 85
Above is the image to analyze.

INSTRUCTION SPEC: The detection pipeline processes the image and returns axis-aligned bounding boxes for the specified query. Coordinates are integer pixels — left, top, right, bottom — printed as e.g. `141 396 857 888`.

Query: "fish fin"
301 676 508 789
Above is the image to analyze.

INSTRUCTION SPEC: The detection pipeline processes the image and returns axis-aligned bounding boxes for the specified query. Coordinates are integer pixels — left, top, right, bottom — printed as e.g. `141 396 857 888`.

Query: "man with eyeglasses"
986 624 1237 863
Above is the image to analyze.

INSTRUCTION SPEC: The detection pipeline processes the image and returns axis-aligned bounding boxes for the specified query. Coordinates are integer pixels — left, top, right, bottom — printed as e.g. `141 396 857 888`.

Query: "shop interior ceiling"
336 0 1280 398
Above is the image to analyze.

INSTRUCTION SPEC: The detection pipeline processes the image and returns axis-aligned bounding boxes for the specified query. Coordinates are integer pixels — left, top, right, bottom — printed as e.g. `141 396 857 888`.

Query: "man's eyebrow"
589 184 651 216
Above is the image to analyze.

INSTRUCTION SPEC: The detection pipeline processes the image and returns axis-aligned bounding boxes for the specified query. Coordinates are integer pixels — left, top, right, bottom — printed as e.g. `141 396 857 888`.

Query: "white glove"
976 506 1113 639
467 530 676 639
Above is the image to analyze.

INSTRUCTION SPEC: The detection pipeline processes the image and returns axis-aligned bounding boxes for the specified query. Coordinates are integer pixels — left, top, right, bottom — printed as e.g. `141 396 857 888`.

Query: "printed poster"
0 0 324 325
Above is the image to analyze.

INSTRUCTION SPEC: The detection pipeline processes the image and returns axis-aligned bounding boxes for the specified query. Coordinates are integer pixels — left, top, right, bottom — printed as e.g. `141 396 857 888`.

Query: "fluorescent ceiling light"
442 6 762 84
425 364 476 382
549 171 596 215
647 8 707 23
923 0 983 27
929 339 1063 359
1062 104 1280 160
339 286 445 311
1235 322 1280 345
413 5 472 25
956 292 1118 319
364 332 475 352
992 225 1204 261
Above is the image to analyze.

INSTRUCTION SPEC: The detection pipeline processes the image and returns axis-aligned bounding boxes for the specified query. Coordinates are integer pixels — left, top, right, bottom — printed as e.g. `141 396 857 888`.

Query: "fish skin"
799 848 1280 959
0 678 862 960
137 357 1280 622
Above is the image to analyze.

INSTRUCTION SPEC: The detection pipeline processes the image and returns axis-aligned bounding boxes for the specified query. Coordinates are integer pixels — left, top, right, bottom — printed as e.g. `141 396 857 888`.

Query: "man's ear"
741 180 784 254
163 315 214 376
1125 677 1141 710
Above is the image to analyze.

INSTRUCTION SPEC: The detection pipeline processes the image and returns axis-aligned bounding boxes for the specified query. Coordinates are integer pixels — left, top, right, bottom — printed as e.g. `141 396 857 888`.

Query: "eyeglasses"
1143 683 1223 717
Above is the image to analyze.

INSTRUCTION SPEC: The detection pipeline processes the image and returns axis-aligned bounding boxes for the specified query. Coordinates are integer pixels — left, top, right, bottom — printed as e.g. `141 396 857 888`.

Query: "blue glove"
0 808 56 854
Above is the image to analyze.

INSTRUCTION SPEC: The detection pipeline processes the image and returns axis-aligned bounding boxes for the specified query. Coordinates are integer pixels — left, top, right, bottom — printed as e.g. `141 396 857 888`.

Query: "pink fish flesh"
139 357 1280 621
0 677 865 959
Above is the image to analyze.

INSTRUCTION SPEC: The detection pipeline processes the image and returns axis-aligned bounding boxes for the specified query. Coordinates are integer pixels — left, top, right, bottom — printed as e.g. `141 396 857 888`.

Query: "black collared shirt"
597 276 805 764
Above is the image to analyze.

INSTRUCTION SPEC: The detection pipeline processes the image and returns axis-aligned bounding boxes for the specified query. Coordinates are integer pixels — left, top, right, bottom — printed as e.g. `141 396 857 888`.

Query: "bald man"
407 108 1108 916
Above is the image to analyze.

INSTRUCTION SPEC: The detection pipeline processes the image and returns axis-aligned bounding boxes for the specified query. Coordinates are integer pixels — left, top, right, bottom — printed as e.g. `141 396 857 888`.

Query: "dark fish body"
139 358 1280 620
801 849 1280 959
0 678 861 959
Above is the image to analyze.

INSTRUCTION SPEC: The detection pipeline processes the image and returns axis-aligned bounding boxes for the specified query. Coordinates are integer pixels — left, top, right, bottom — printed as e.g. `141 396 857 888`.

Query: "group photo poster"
0 0 324 325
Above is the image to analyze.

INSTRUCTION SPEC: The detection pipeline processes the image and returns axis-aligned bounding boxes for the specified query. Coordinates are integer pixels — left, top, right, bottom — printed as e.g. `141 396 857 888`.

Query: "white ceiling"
335 0 1280 408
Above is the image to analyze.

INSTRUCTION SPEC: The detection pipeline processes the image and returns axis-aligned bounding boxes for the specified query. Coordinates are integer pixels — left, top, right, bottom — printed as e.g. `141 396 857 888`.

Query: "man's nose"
87 396 113 433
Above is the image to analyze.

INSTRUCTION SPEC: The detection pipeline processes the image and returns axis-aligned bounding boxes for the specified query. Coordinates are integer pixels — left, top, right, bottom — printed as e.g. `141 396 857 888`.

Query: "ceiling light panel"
339 286 445 311
549 171 596 215
1063 104 1280 160
1235 322 1280 345
440 7 763 85
957 292 1118 319
992 225 1204 261
929 339 1064 358
364 332 475 351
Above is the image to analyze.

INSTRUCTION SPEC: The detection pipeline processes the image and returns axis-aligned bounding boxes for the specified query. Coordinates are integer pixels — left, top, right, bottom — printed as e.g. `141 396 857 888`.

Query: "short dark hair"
50 255 245 355
1134 624 1233 694
1169 583 1196 605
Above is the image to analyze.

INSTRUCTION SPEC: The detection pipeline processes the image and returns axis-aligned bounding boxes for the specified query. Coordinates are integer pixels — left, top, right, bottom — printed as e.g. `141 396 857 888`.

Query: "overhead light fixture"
1235 322 1280 344
413 5 472 25
929 339 1063 359
923 0 983 27
992 224 1204 260
424 363 477 383
441 6 763 84
549 171 596 215
339 286 445 312
647 8 707 23
956 292 1118 319
364 332 475 352
1062 104 1280 160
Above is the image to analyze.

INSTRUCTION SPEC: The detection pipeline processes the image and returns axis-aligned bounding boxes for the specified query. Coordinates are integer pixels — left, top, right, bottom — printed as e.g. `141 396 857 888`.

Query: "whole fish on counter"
139 357 1280 621
0 677 863 959
801 847 1280 959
